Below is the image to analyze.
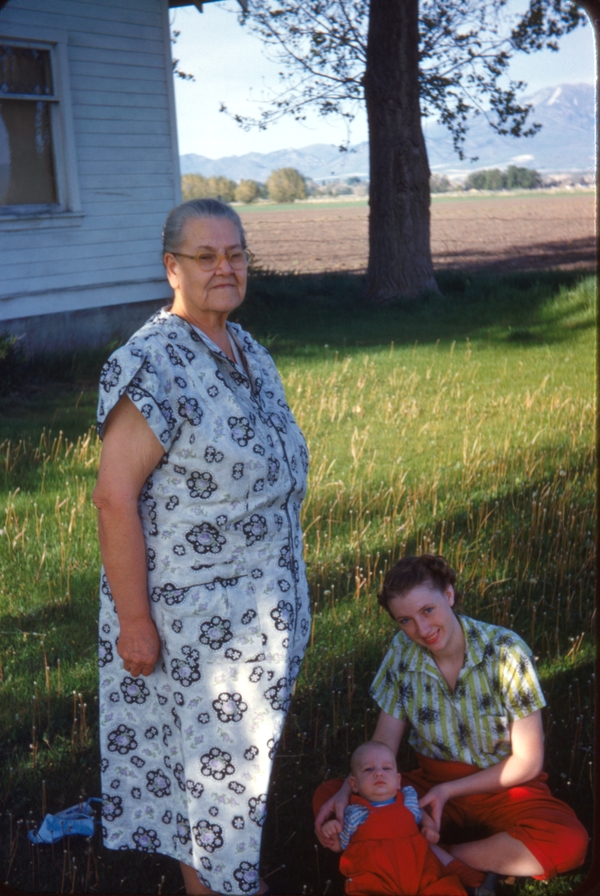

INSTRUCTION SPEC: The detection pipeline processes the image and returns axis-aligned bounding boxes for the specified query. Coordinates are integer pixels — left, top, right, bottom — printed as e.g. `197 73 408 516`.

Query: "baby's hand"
420 824 440 844
419 812 440 844
321 819 342 852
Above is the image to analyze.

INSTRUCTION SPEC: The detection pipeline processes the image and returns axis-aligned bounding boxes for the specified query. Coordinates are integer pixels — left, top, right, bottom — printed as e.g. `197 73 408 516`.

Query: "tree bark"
364 0 438 303
576 1 599 274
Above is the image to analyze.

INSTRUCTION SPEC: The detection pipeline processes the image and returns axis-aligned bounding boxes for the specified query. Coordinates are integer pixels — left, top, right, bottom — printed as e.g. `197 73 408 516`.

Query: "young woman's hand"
418 782 451 832
315 781 351 849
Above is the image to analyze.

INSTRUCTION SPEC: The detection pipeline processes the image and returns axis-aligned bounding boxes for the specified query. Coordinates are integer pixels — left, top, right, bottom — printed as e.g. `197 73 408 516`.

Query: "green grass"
0 270 595 893
233 187 596 214
0 342 117 444
430 189 595 202
235 198 368 213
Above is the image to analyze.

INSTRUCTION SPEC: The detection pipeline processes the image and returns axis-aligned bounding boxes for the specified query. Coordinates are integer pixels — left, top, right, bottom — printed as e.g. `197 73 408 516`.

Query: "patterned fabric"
97 309 310 894
400 784 421 824
339 786 421 849
339 805 369 850
371 616 546 768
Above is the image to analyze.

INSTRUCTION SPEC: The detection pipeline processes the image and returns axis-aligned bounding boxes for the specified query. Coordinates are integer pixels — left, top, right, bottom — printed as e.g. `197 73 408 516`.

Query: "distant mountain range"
181 142 370 183
180 83 595 182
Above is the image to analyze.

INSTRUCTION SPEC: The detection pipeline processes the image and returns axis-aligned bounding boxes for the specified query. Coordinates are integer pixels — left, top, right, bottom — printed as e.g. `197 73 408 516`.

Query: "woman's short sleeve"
97 341 180 450
496 633 546 722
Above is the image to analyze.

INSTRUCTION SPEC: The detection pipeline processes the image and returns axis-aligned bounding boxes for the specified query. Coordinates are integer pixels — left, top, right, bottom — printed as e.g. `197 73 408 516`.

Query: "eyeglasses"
170 249 253 271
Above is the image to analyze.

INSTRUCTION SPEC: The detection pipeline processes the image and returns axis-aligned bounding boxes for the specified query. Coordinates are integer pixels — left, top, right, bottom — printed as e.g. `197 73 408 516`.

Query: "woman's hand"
315 780 352 849
117 617 161 677
418 783 451 833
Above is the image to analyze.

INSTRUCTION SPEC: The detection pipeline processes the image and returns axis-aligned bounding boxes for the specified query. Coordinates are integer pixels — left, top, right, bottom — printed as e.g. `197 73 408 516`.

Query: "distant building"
0 0 238 352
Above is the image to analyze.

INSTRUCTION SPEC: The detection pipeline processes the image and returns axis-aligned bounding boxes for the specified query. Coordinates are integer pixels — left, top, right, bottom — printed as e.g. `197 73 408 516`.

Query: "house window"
0 29 80 221
0 44 58 206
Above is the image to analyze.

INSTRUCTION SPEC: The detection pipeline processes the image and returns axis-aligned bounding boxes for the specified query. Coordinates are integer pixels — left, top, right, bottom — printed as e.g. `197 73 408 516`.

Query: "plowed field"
240 192 595 274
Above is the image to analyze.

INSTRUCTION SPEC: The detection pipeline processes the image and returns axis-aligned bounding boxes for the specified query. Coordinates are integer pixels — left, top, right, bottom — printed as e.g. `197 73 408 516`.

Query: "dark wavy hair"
377 554 464 616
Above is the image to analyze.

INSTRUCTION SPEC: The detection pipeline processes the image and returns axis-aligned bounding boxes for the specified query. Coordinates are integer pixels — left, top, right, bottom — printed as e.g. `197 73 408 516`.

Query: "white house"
0 0 232 352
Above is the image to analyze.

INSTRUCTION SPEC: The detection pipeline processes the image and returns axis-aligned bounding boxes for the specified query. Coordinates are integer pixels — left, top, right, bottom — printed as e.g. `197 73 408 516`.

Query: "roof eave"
0 0 247 14
169 0 248 11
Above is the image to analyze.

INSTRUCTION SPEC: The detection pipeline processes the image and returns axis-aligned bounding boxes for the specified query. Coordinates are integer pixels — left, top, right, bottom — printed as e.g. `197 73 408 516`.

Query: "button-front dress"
96 309 310 894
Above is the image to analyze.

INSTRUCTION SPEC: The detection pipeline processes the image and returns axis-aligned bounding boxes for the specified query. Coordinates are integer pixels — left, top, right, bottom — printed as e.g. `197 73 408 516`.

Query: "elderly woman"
93 198 310 895
315 554 588 894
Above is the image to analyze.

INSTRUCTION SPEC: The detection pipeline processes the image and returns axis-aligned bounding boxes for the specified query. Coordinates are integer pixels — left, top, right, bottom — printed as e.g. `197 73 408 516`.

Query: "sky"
170 1 597 159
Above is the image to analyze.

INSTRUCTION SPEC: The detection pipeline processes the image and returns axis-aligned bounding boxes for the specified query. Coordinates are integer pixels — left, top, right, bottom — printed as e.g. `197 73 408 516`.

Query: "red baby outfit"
314 783 466 896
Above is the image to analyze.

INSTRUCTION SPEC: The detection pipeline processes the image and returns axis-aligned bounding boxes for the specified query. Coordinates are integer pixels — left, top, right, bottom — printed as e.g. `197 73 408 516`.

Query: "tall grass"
289 338 594 658
0 271 595 893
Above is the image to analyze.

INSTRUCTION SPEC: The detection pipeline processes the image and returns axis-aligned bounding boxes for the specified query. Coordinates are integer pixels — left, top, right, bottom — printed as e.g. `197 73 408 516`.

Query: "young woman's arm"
371 710 407 753
93 395 166 678
418 710 544 830
314 711 406 848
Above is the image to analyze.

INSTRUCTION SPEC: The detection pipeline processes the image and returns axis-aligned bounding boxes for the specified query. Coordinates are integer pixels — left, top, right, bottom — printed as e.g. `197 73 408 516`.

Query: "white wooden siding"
0 0 182 323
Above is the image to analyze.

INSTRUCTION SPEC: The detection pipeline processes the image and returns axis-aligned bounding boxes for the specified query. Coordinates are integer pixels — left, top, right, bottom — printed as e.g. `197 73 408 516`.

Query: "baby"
320 741 465 896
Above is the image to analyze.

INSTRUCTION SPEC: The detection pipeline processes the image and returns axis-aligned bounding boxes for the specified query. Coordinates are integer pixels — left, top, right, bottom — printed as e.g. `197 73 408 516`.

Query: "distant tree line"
465 165 542 191
181 164 544 204
429 166 543 194
181 174 257 204
181 167 308 204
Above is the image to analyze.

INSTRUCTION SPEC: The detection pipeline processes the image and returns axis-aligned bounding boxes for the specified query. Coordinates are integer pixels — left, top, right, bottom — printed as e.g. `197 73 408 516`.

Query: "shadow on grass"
0 341 115 443
0 269 594 443
236 268 595 356
435 235 596 275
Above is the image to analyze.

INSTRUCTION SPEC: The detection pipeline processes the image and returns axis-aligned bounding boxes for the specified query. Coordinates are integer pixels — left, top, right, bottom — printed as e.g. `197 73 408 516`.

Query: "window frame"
0 24 81 226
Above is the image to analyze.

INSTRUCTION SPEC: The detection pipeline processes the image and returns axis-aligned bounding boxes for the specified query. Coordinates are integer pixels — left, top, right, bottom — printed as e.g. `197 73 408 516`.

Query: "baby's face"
350 745 401 803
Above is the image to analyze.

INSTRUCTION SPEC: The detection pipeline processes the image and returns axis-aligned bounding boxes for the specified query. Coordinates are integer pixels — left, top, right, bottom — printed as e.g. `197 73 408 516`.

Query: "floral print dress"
97 308 310 894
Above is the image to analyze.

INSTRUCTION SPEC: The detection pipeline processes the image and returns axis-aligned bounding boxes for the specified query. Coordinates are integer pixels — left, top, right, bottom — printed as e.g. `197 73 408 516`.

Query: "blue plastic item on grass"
28 797 102 844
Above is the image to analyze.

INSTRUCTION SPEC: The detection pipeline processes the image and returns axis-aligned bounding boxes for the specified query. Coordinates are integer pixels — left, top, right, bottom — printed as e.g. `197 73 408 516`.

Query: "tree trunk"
364 0 438 303
576 2 599 278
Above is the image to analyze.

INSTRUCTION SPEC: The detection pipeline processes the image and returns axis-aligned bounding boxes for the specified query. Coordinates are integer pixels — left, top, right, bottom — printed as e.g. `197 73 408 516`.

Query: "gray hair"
162 198 247 254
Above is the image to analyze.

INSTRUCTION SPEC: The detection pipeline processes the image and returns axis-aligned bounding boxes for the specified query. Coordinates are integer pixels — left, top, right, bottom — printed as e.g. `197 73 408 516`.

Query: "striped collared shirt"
370 615 546 768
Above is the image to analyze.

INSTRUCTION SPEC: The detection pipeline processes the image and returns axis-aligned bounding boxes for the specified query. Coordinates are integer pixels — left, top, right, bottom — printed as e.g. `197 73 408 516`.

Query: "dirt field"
240 192 596 275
